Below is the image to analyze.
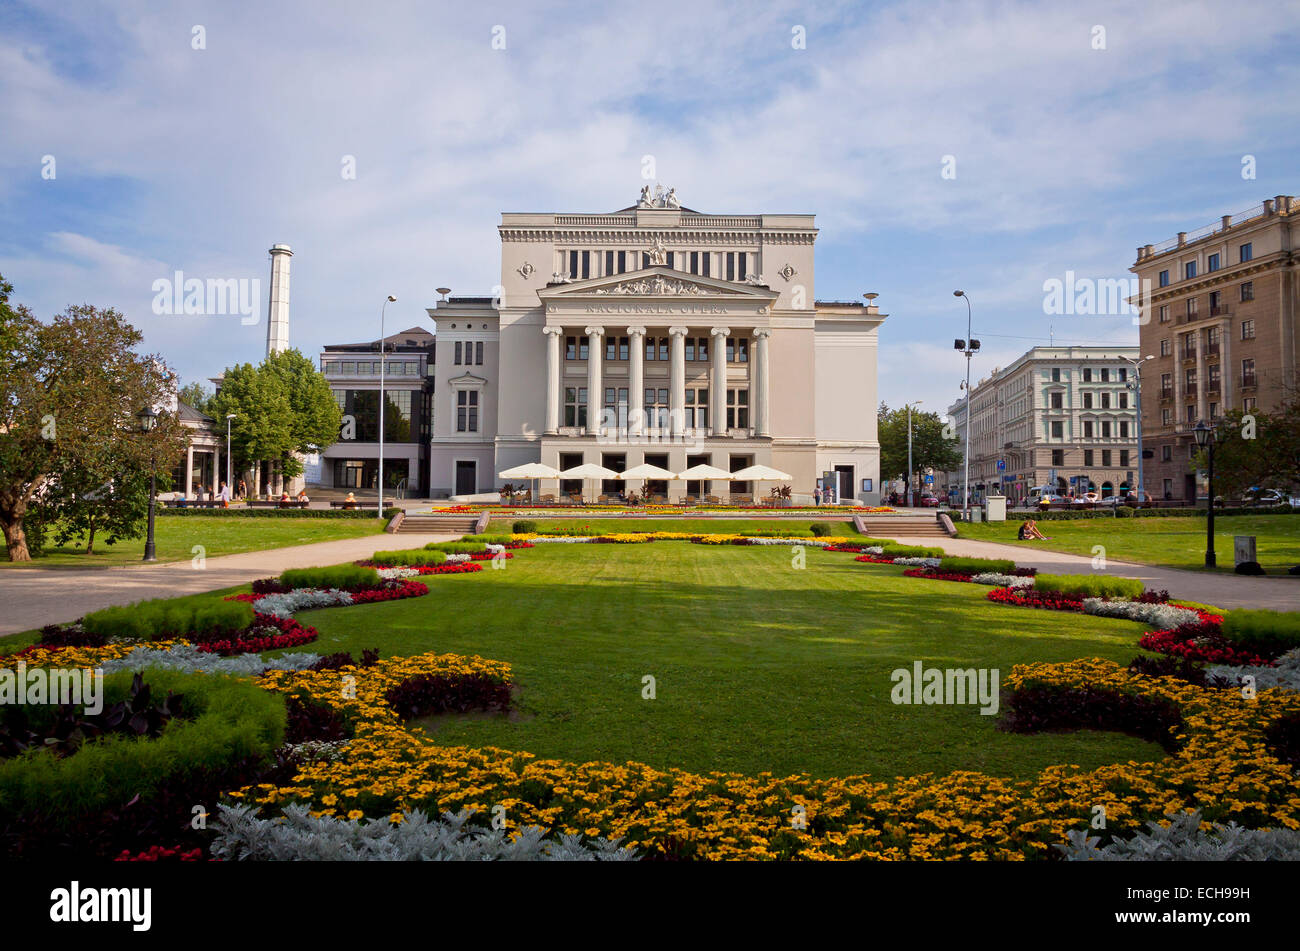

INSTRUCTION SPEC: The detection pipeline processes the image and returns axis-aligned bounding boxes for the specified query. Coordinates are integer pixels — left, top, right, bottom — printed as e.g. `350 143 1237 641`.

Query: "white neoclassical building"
426 189 887 504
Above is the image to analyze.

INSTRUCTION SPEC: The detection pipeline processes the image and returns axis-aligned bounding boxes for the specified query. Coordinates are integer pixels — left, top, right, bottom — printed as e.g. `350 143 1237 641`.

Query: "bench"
249 499 310 509
166 499 225 509
329 500 378 509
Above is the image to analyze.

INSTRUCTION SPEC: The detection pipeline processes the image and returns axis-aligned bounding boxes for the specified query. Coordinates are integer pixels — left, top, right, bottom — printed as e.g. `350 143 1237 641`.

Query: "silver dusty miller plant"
1057 810 1300 861
211 803 638 861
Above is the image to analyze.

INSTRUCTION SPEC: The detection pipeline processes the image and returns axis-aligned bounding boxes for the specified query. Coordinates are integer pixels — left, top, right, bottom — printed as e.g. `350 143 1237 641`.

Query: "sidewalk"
875 533 1300 611
0 533 456 636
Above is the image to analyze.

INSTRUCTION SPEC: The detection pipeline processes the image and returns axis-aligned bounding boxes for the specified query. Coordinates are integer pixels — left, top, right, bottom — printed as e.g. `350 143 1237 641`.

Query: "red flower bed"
115 845 210 862
503 541 534 549
349 580 429 604
853 554 896 565
825 545 867 553
902 568 979 583
1139 616 1270 667
355 561 484 575
197 614 319 656
985 586 1084 613
468 551 512 560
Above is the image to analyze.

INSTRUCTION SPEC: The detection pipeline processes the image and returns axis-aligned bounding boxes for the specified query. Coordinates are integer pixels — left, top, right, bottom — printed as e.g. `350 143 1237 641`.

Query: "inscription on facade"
583 302 729 315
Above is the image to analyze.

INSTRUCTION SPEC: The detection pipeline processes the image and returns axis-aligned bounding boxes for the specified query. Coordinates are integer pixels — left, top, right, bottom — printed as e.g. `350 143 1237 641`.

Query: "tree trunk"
85 521 96 555
1 510 31 562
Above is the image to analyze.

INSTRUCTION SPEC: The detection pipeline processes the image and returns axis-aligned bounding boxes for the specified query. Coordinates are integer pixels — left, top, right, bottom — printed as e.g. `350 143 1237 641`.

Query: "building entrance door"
836 466 854 503
455 461 477 496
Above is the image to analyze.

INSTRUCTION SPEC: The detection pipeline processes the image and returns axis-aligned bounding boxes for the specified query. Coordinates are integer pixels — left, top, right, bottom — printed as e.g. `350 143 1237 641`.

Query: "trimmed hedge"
424 541 488 555
0 670 284 827
512 520 538 534
1027 506 1295 521
809 522 834 537
369 549 449 568
939 556 1017 575
280 565 380 590
1033 573 1145 600
878 544 946 558
82 599 254 641
158 507 402 519
460 534 514 546
1221 610 1300 657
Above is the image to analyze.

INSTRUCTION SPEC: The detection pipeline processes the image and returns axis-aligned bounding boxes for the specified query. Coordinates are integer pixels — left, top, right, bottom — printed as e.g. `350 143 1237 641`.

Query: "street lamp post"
953 291 979 521
905 399 923 507
1122 355 1154 507
1193 420 1217 568
136 407 159 562
225 413 236 498
377 295 396 519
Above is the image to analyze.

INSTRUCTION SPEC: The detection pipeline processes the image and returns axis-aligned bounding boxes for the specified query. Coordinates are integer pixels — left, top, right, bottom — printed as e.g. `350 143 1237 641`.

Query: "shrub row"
279 564 380 590
938 556 1017 575
1033 573 1145 600
368 549 449 568
1022 505 1295 521
1221 609 1300 657
82 599 254 641
459 534 514 546
157 507 402 519
998 684 1185 752
424 541 489 555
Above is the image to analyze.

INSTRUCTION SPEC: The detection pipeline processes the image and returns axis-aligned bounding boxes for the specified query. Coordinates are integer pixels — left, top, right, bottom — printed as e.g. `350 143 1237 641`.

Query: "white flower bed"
1208 648 1300 693
101 643 323 676
377 566 423 580
864 546 884 555
444 553 472 564
971 572 1034 588
743 537 830 547
1081 599 1199 631
530 536 596 543
485 543 506 554
892 556 942 568
254 587 355 619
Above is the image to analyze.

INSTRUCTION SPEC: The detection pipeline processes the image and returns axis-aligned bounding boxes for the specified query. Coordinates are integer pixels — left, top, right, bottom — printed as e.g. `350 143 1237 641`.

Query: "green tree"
1192 397 1300 498
178 380 212 414
0 277 183 561
878 402 963 501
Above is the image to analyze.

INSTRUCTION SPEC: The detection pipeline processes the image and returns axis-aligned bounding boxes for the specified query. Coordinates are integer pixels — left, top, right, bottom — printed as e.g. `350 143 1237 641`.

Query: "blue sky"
2 0 1298 416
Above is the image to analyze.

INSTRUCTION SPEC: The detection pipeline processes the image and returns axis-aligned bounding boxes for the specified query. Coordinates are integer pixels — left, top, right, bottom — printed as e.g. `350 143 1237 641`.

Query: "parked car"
919 495 940 507
1247 489 1300 508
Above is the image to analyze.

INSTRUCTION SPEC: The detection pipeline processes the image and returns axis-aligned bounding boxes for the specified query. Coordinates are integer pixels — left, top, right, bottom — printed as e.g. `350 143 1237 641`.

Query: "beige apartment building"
1130 195 1297 502
425 189 887 503
945 346 1140 505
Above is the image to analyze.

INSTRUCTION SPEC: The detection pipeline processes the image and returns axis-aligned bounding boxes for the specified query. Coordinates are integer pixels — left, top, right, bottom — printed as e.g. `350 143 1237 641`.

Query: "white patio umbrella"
497 462 562 504
618 463 678 502
730 464 794 504
558 463 620 503
676 463 734 500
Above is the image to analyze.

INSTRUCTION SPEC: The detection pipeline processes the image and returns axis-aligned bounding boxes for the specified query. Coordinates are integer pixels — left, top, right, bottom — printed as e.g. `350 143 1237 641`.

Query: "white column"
753 329 771 437
669 326 688 436
185 443 194 496
586 326 604 436
710 327 730 437
543 326 563 435
627 326 646 437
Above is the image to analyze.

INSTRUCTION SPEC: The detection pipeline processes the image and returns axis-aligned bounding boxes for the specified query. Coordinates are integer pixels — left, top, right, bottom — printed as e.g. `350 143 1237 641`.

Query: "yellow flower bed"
8 640 189 669
512 531 861 546
226 652 1300 860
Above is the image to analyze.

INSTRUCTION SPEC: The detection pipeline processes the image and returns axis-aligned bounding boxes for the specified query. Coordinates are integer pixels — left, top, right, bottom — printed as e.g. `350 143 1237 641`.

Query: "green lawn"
957 514 1300 573
488 517 854 536
1 516 387 569
291 542 1164 780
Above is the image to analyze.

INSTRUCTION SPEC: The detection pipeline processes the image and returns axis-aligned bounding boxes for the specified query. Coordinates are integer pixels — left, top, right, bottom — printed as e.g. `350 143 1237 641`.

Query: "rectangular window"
563 387 587 428
1240 242 1253 263
1100 368 1110 382
1050 392 1063 409
617 251 627 273
1241 319 1255 340
1160 373 1172 397
606 338 617 361
1162 409 1173 426
1209 290 1221 314
642 252 651 269
579 338 589 361
726 389 749 429
1160 338 1171 357
727 337 749 363
1102 450 1112 467
1051 421 1064 439
644 388 669 429
1186 404 1196 424
569 250 579 279
1119 392 1128 409
701 253 711 277
1083 367 1092 382
456 390 479 433
1241 358 1256 387
1158 304 1169 323
1185 261 1197 280
1083 420 1094 438
1186 297 1198 318
1243 396 1256 412
725 253 735 282
1101 421 1112 438
1082 392 1093 409
645 337 656 361
684 338 696 361
475 341 483 365
1209 401 1219 419
1119 421 1129 438
1051 448 1064 465
565 336 577 361
1161 445 1172 462
690 251 699 274
737 254 747 281
1240 281 1254 301
1051 367 1061 382
658 338 668 361
619 337 629 361
683 388 708 428
453 342 462 365
581 251 590 279
1208 252 1220 272
604 250 613 275
1158 270 1169 287
1208 364 1220 391
1185 368 1197 390
1083 449 1094 467
1101 392 1111 409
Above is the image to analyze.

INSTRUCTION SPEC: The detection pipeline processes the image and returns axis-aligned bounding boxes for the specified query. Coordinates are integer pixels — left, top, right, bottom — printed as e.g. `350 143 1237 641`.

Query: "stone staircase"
395 514 479 535
862 515 952 538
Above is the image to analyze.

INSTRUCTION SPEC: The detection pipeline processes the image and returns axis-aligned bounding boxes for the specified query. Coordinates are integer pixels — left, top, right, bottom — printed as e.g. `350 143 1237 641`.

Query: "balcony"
1159 388 1173 400
1241 374 1258 389
1205 343 1220 357
1210 305 1231 318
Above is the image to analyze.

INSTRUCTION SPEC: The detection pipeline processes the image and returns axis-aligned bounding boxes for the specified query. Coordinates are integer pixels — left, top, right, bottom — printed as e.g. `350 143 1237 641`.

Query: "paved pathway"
874 533 1300 611
0 533 456 636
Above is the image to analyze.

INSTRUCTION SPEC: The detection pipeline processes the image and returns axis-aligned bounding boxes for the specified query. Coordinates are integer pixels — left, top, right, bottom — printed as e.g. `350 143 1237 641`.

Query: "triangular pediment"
447 372 488 388
538 267 777 302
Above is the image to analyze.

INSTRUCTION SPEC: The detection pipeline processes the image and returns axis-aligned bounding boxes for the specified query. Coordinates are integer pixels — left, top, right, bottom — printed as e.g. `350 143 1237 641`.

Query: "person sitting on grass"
1018 519 1049 541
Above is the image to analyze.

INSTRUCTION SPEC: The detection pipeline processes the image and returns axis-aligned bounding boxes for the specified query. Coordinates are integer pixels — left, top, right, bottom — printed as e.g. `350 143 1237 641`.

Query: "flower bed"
356 561 482 576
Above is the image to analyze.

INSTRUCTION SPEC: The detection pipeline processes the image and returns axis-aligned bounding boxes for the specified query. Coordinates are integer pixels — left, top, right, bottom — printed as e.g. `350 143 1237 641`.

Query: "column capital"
710 326 731 337
668 325 689 337
585 326 605 337
542 325 565 336
752 328 772 339
626 325 647 337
